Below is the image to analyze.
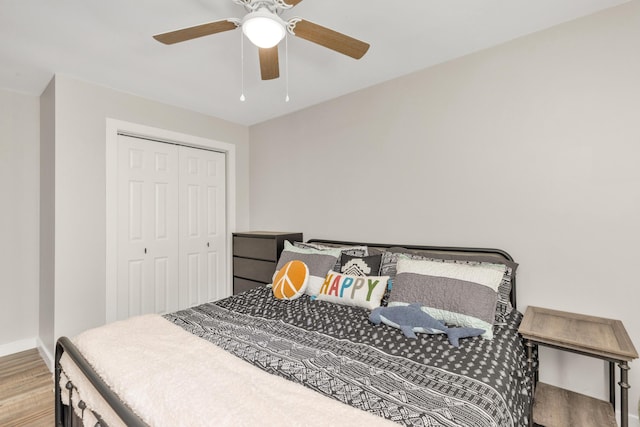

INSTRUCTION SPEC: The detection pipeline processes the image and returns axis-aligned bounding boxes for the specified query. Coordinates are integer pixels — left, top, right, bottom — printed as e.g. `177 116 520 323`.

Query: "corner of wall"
39 76 56 359
36 336 54 372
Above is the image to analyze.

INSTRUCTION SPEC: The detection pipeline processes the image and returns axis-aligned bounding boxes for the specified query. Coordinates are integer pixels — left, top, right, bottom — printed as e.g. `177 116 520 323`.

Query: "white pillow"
315 270 389 310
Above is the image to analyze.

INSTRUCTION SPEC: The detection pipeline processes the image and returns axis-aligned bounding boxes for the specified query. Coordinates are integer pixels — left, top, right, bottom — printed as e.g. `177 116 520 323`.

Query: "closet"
115 134 226 321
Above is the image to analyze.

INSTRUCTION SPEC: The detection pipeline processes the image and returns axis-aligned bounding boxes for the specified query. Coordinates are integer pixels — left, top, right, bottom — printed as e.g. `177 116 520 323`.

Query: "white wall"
0 88 40 356
250 1 640 421
40 75 250 359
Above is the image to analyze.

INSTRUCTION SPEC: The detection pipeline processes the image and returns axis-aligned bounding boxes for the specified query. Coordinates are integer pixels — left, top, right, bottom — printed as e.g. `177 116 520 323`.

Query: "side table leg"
619 361 630 427
609 361 615 406
526 340 536 427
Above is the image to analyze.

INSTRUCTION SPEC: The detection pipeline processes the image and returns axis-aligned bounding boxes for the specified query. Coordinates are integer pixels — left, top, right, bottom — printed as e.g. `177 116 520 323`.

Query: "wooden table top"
519 306 638 362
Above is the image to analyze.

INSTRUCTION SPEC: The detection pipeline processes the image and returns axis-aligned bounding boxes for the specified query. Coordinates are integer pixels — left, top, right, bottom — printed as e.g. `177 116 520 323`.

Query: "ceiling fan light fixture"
242 10 286 49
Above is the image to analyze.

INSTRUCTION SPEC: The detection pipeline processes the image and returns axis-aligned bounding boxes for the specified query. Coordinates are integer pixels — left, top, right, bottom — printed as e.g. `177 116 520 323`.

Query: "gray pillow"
384 247 516 323
275 245 340 296
388 258 505 340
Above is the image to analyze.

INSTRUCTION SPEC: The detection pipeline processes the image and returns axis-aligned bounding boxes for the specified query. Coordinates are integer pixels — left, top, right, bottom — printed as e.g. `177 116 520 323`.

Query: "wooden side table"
519 306 638 427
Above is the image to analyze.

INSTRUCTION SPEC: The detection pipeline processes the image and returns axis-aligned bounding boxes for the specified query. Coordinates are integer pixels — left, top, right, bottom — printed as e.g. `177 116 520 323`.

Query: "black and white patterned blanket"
165 287 532 426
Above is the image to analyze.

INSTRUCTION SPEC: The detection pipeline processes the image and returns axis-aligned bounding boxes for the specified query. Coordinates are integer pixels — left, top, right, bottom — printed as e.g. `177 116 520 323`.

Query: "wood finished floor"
0 348 54 427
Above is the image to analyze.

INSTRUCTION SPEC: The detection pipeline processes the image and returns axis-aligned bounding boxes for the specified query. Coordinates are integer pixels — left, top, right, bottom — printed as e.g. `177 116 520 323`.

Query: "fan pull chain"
240 31 246 102
285 35 290 102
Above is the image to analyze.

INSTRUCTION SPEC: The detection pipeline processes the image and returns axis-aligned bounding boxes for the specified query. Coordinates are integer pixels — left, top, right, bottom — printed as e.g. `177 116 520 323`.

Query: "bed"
55 239 533 427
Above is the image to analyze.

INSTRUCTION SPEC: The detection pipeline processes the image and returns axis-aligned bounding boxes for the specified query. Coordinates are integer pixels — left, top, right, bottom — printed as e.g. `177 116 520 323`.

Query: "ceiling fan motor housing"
241 8 287 49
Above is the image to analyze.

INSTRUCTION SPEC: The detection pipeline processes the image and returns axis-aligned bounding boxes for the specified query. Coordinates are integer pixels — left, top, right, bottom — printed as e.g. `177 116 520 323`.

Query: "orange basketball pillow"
272 260 309 300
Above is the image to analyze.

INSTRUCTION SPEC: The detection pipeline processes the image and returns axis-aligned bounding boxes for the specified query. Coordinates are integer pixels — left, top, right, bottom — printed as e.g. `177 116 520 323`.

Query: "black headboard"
307 238 518 309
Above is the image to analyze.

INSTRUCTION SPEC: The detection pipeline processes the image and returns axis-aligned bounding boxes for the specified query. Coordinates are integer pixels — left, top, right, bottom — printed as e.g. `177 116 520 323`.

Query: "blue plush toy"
369 303 485 347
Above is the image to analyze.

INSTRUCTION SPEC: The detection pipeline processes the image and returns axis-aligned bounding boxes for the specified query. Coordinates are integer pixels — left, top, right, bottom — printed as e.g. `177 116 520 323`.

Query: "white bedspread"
60 314 396 427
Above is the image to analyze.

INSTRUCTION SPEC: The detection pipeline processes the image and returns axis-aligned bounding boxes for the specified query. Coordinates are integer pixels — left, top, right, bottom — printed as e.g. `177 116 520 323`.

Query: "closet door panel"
179 146 226 308
117 135 180 319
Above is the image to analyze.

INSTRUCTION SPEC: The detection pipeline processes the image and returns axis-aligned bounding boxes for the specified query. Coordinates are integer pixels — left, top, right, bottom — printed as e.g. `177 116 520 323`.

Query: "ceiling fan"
153 0 370 80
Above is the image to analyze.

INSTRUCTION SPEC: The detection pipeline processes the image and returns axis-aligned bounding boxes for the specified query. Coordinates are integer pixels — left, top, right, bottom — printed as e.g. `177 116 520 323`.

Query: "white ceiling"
0 0 629 126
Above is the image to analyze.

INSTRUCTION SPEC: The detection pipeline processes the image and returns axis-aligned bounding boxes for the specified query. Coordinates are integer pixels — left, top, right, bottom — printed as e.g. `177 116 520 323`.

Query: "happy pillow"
315 271 389 310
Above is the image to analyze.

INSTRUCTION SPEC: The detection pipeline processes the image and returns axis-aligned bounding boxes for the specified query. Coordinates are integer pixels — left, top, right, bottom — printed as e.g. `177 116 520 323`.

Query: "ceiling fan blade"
290 19 370 59
283 0 304 6
259 47 280 80
153 20 238 45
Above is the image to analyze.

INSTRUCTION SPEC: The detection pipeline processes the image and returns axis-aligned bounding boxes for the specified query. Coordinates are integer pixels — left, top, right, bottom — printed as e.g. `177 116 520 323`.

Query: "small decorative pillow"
272 260 309 300
388 258 505 339
293 242 368 271
315 270 389 310
274 242 341 296
339 253 382 277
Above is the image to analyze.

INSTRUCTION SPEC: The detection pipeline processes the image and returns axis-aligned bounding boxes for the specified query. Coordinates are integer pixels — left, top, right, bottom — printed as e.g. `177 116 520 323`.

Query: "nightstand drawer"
233 257 276 283
233 277 266 295
233 236 279 261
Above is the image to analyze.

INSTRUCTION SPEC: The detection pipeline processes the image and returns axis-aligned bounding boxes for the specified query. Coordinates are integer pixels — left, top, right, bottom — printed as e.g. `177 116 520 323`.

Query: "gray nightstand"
232 231 303 294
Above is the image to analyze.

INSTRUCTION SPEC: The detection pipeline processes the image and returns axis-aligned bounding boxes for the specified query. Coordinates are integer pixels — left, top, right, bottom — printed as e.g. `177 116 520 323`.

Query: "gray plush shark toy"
369 303 485 347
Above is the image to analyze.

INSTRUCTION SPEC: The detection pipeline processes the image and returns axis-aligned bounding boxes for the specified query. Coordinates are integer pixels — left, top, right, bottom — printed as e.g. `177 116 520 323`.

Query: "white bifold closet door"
178 146 226 309
117 134 226 321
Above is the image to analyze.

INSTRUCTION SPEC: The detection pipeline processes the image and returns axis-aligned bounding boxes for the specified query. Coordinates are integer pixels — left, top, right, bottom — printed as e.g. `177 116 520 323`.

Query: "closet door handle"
144 248 147 254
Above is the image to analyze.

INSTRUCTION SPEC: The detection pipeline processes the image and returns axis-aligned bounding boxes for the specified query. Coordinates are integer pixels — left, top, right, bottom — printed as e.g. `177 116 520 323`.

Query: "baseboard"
0 337 37 358
616 410 639 427
36 336 54 372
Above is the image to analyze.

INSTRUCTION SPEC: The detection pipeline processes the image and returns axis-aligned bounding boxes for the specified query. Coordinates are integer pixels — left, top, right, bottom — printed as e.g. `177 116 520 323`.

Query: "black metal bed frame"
54 238 520 427
55 336 147 427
